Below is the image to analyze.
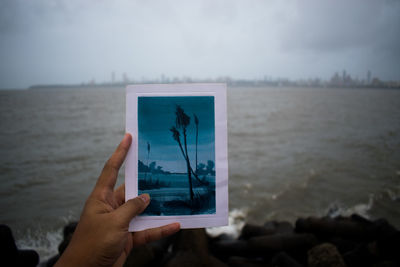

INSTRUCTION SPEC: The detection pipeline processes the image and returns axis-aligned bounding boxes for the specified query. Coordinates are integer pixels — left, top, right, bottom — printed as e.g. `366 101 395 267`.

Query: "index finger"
95 133 132 191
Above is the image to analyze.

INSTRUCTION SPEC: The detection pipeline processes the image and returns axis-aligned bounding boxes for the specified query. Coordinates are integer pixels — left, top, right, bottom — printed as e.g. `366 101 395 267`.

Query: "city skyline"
27 68 400 90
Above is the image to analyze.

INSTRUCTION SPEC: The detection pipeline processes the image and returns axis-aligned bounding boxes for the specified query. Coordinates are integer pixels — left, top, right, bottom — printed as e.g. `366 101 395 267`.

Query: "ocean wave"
325 194 375 218
385 188 400 202
206 208 247 238
15 214 77 264
16 228 62 264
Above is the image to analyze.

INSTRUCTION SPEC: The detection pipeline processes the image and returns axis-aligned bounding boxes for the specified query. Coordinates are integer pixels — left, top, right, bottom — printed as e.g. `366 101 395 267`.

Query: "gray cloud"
0 0 399 88
281 1 386 51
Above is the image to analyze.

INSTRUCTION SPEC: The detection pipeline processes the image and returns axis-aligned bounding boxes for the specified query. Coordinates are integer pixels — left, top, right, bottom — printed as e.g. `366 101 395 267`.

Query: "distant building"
367 70 371 84
123 73 129 83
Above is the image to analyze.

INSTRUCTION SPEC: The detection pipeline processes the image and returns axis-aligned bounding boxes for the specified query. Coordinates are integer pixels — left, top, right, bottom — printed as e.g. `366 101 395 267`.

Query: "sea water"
0 86 399 261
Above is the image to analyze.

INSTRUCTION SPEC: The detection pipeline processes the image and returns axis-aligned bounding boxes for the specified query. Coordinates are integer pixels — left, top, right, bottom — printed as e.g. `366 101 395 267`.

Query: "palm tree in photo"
170 127 186 162
194 114 199 175
171 105 194 201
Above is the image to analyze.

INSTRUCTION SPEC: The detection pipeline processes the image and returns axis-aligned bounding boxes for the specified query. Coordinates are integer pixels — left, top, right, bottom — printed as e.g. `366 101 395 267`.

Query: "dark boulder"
328 237 358 255
307 243 346 267
166 250 226 267
296 217 372 241
212 239 252 257
166 229 227 267
248 233 317 253
373 261 398 267
239 222 294 240
227 256 267 267
240 224 276 240
264 221 294 234
171 229 209 255
342 243 375 267
0 224 39 267
58 221 78 254
373 220 399 261
123 244 156 267
270 252 303 267
124 230 178 267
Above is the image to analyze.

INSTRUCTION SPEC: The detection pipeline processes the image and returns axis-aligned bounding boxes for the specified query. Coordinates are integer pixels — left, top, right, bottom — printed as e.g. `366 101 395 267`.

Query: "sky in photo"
138 96 215 173
1 0 399 88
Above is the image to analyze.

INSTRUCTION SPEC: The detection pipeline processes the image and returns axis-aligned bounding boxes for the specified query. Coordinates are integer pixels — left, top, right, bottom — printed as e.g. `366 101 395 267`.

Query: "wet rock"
240 224 276 240
377 231 400 261
296 217 371 241
367 241 379 258
167 229 227 267
227 256 267 267
125 232 178 267
212 239 251 257
350 214 373 225
240 222 294 240
166 250 226 267
63 221 78 239
271 252 303 267
328 237 358 255
166 251 202 267
172 229 209 255
46 255 60 267
204 254 228 267
123 244 156 267
372 219 397 236
149 234 177 261
342 244 374 267
0 224 39 267
373 261 398 267
248 233 317 253
0 224 17 259
46 222 78 267
264 221 294 234
308 243 346 267
211 233 236 242
58 221 78 254
373 219 399 261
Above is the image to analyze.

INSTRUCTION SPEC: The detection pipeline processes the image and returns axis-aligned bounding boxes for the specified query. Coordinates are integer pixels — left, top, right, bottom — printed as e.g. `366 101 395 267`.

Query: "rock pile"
47 214 399 267
0 224 39 267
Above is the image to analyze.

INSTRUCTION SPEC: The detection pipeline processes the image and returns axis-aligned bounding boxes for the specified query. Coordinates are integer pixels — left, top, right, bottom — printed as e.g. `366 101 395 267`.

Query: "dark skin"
55 133 180 267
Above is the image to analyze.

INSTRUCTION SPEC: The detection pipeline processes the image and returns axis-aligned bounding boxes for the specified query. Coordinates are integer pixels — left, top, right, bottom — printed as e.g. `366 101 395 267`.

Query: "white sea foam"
16 228 62 264
15 214 77 264
386 189 400 201
206 208 247 238
326 194 375 219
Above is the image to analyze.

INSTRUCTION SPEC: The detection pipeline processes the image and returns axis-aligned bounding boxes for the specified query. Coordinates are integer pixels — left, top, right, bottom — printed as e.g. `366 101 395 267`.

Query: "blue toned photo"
138 96 216 216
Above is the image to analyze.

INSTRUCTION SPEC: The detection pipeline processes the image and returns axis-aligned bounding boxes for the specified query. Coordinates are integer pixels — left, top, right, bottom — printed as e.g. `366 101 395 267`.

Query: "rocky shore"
43 214 400 267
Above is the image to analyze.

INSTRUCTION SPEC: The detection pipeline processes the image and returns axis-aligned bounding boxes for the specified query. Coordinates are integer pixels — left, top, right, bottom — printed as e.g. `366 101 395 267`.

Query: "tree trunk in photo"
195 118 198 175
183 128 194 201
144 142 150 180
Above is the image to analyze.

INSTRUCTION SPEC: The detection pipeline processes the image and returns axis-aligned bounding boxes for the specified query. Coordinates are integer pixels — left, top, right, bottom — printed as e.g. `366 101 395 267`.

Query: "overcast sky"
0 0 399 89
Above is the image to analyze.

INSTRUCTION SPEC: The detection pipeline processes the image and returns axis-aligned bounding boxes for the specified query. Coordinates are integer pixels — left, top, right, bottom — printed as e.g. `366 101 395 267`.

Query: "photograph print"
138 96 216 216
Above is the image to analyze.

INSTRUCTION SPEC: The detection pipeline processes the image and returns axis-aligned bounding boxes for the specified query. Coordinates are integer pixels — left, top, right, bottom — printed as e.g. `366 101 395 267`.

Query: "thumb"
114 194 150 225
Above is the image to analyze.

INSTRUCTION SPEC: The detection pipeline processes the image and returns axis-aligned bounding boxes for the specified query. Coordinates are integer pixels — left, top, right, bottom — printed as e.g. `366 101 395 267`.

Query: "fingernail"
121 133 132 148
138 194 150 204
165 223 181 235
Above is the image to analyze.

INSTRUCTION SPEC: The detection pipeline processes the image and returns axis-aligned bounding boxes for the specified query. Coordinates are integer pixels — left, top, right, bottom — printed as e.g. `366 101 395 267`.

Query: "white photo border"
126 83 228 231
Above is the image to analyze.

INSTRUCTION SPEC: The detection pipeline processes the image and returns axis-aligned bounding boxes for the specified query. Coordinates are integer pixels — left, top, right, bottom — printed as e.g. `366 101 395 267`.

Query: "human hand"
55 133 180 267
